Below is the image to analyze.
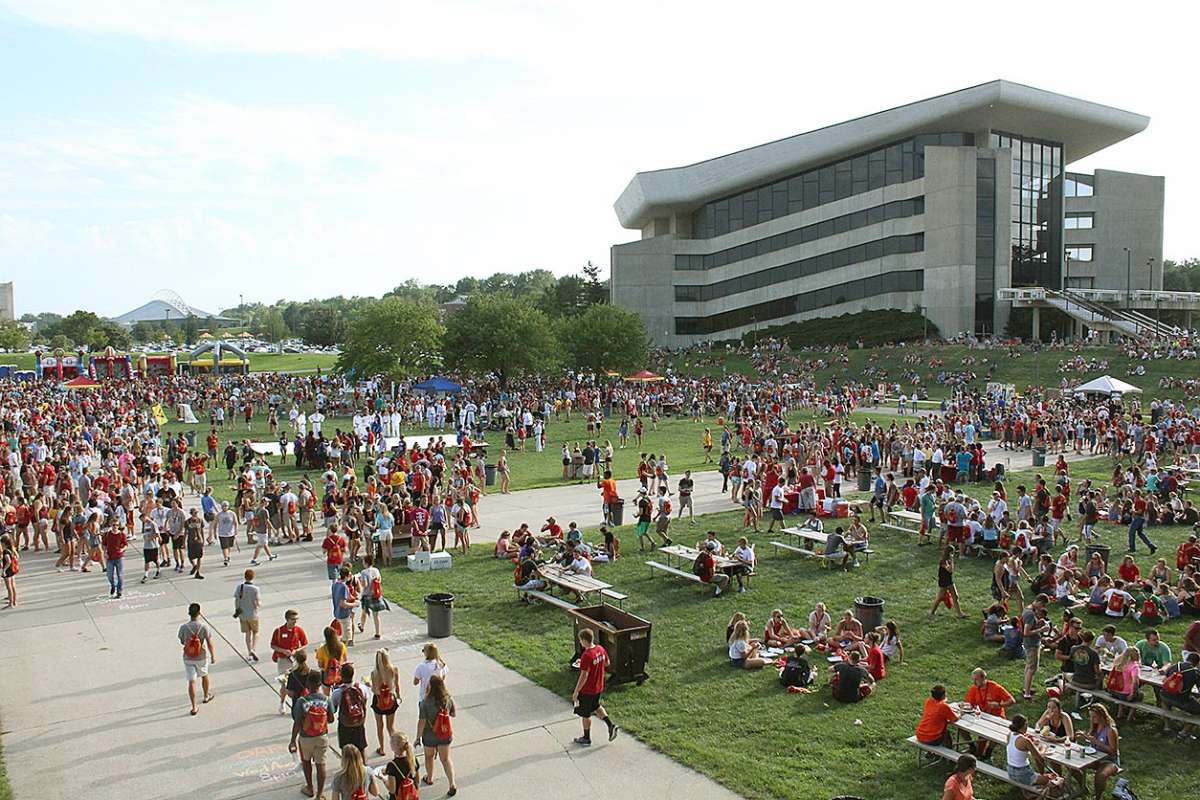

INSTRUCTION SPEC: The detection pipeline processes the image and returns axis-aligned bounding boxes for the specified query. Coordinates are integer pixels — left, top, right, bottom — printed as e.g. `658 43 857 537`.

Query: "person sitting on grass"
1135 583 1167 625
695 541 730 597
879 620 905 664
915 684 960 747
832 609 864 650
763 609 801 648
981 603 1006 644
727 620 767 670
830 651 874 703
779 644 816 689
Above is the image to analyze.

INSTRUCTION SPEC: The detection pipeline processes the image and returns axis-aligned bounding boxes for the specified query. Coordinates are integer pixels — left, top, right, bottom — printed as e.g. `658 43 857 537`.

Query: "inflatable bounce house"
187 340 249 375
139 353 177 378
35 348 86 381
89 346 135 380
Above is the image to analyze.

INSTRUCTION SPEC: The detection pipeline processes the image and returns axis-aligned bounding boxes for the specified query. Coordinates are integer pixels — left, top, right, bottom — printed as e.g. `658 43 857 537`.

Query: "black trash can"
484 464 497 486
1032 447 1046 467
1086 543 1111 572
424 593 454 638
857 471 871 492
854 596 885 632
609 498 625 526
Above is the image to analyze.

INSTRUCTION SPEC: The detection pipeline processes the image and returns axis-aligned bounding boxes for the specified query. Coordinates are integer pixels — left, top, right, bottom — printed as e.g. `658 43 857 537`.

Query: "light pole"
1123 247 1132 304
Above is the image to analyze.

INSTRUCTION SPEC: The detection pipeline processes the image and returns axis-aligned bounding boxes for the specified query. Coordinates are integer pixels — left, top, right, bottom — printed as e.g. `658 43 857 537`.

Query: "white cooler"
407 552 431 572
429 551 453 570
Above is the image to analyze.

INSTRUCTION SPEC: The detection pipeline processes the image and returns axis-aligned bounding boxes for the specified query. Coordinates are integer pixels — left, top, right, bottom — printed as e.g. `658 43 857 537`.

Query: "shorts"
276 658 293 677
203 512 215 523
143 549 159 566
297 733 329 765
218 536 234 550
1007 764 1037 786
680 495 693 509
184 661 208 681
574 692 602 717
337 723 369 753
187 544 204 560
655 517 670 534
326 563 341 580
1162 693 1200 715
239 617 260 634
947 526 966 544
1024 644 1041 669
256 531 269 546
729 658 746 668
371 696 399 716
770 508 784 521
635 520 650 536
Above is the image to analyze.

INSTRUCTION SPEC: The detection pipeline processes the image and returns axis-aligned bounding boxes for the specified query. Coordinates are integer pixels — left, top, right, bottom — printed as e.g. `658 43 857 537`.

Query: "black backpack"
692 553 706 576
780 657 813 688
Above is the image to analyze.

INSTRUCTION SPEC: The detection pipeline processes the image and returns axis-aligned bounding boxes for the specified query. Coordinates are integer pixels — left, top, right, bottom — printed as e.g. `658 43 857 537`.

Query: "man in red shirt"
571 628 618 746
964 667 1014 758
102 524 128 598
1050 486 1068 545
270 608 309 714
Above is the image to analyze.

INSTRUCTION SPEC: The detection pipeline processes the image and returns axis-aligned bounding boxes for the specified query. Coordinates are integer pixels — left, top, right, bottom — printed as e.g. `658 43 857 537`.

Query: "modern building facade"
0 282 13 322
611 81 1165 346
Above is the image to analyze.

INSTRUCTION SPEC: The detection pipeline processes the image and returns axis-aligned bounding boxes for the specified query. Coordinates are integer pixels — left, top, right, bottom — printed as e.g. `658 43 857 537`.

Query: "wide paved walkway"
0 499 737 800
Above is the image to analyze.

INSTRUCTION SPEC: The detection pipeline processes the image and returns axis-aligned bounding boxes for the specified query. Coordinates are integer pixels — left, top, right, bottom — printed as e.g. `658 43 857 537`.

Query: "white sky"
0 1 1194 317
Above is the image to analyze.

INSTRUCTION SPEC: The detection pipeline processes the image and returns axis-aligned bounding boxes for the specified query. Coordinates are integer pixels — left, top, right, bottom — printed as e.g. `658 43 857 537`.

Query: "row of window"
674 233 924 303
1065 245 1094 262
675 270 925 336
1065 176 1094 197
975 157 997 335
690 133 973 239
993 131 1064 289
1064 212 1094 230
675 197 924 271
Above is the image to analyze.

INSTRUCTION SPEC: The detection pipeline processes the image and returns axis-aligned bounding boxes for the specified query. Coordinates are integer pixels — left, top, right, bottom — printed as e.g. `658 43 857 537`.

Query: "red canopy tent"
63 375 103 390
625 369 665 382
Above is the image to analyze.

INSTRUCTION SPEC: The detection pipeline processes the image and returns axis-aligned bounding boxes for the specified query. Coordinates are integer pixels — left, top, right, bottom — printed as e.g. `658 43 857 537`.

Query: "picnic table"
538 563 612 603
881 508 923 536
949 706 1106 798
781 526 829 549
657 544 741 573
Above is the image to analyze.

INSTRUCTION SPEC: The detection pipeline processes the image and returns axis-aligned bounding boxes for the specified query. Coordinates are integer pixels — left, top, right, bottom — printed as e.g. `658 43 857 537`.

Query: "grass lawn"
665 344 1197 403
381 456 1198 800
0 715 10 800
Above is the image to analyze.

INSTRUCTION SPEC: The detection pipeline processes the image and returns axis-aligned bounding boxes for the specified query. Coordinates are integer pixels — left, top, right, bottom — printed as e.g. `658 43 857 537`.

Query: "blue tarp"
413 376 462 394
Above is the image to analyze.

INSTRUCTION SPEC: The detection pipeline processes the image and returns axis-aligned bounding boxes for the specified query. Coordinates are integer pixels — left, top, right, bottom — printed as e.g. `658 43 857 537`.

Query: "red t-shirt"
1051 495 1067 520
270 624 309 662
322 534 345 565
1118 562 1140 583
578 644 609 695
867 645 886 680
102 530 127 561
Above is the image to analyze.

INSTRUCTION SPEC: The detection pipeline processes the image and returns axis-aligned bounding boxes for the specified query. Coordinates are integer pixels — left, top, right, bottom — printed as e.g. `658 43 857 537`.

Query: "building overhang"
614 80 1149 230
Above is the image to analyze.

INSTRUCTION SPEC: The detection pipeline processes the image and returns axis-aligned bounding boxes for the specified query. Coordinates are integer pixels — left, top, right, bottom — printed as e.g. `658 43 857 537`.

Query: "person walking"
178 602 216 715
1 534 18 609
216 500 240 567
417 674 457 796
570 628 619 746
291 671 334 799
370 648 401 756
101 519 127 598
250 498 277 566
332 565 359 647
1126 489 1157 555
357 555 386 640
185 508 206 579
330 743 379 800
331 663 373 758
234 568 262 661
271 609 309 714
140 514 161 583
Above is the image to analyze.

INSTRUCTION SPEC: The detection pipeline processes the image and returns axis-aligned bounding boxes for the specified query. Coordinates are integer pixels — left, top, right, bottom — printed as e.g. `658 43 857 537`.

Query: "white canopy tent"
1072 375 1142 397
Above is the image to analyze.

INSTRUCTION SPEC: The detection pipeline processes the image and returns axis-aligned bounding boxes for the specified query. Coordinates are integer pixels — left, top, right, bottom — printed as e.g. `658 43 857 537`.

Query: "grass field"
665 344 1196 403
381 456 1197 800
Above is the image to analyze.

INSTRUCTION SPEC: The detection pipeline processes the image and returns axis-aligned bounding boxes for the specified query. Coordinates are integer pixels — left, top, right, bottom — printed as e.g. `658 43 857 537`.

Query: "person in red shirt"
270 608 309 714
865 631 887 680
1050 486 1068 545
102 524 128 598
540 517 563 540
915 684 960 746
321 526 346 581
1117 554 1140 584
571 628 618 746
964 667 1014 756
1177 535 1200 570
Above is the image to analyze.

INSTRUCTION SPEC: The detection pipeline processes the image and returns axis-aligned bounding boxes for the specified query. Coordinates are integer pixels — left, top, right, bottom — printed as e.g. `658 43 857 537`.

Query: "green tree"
181 315 201 346
1163 258 1200 292
336 297 443 379
385 279 439 306
302 306 348 347
562 304 648 375
44 310 130 350
258 307 291 343
0 320 31 352
537 274 587 318
443 295 559 385
130 320 162 343
48 334 72 351
19 312 62 332
582 260 608 306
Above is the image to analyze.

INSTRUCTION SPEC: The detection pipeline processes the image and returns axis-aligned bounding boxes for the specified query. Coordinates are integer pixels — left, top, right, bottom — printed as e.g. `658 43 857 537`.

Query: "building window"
674 270 925 336
1064 213 1094 230
991 130 1064 290
975 157 996 335
1065 245 1094 262
689 133 972 239
1064 175 1094 197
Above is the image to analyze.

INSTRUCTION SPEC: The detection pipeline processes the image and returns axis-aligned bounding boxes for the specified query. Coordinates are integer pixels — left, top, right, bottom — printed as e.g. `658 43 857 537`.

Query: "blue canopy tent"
413 377 462 394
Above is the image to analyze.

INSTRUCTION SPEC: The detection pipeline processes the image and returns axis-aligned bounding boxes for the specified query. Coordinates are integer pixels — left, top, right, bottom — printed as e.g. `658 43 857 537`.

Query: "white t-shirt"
413 659 448 702
769 485 785 510
728 638 749 660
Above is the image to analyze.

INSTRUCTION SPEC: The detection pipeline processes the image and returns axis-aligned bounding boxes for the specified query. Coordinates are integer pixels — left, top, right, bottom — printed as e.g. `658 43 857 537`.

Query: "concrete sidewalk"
0 518 737 800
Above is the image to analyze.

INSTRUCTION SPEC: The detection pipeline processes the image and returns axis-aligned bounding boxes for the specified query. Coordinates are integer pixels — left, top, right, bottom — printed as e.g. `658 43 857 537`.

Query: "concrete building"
611 80 1165 346
0 282 13 322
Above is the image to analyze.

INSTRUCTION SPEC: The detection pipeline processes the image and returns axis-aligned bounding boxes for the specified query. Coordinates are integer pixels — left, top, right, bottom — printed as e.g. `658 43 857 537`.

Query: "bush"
743 309 936 349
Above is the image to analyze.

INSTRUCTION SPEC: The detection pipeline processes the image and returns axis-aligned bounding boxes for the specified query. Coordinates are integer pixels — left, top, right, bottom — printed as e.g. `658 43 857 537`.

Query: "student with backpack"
178 602 216 716
316 626 349 689
357 555 387 640
330 743 379 800
416 674 458 796
291 671 335 800
331 662 373 758
333 565 359 647
370 648 401 756
383 732 420 800
779 644 817 690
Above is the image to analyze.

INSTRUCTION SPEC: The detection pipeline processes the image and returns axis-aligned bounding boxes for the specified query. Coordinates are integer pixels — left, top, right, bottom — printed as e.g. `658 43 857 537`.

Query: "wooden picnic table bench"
778 526 874 566
518 589 577 611
538 563 612 601
881 509 923 536
646 560 701 583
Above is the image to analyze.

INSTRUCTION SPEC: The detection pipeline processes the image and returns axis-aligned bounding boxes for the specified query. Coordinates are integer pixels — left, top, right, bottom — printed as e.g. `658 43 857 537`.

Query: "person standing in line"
291 671 334 800
178 602 216 715
332 565 359 647
216 500 239 567
271 609 309 713
234 568 262 661
570 628 619 747
416 674 457 796
1 534 18 609
383 731 420 800
370 648 402 756
166 498 186 573
677 470 695 523
185 508 206 579
102 518 127 598
357 555 386 640
1021 594 1050 701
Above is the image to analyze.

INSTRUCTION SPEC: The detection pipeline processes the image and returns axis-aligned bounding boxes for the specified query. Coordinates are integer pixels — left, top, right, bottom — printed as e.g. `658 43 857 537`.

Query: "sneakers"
269 554 279 561
141 576 147 584
278 702 287 715
573 736 592 747
714 586 722 596
250 560 260 566
607 723 619 741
